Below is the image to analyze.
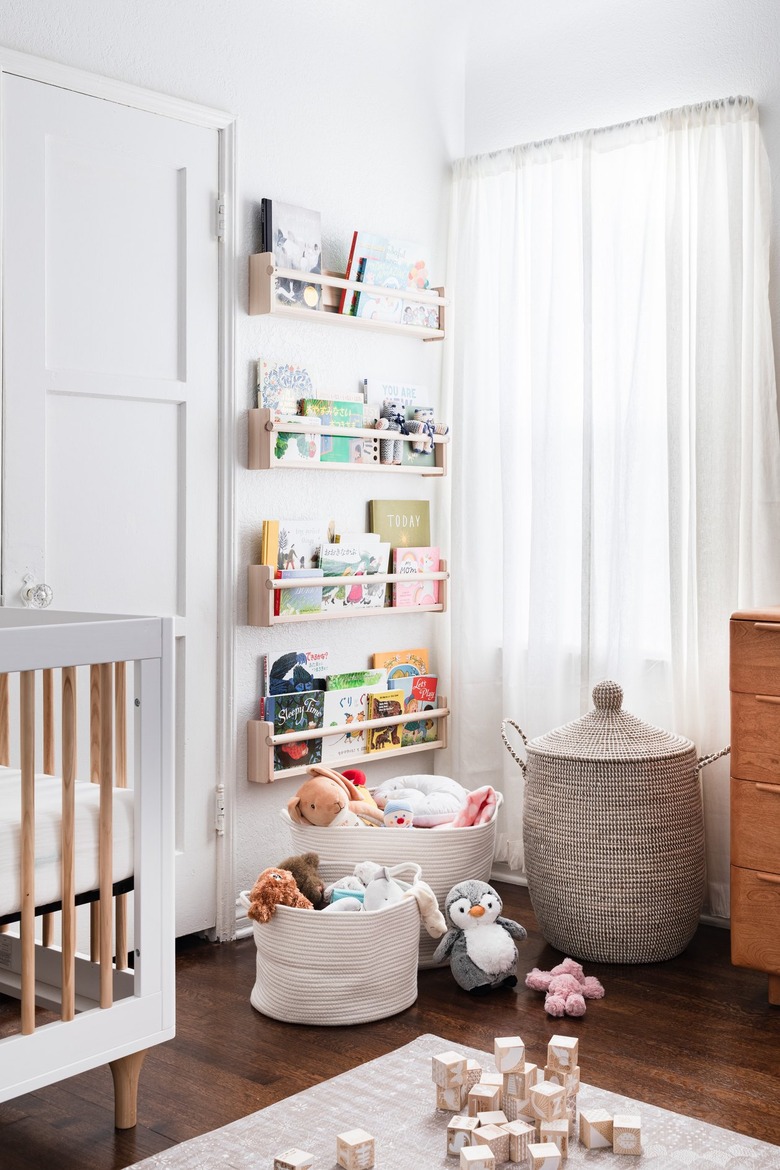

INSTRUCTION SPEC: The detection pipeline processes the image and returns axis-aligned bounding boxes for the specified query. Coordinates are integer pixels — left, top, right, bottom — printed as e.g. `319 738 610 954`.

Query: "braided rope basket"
502 681 729 964
239 861 422 1025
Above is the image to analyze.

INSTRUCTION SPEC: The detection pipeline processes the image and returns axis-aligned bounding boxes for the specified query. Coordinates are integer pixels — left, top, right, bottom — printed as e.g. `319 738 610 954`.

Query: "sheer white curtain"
442 98 780 917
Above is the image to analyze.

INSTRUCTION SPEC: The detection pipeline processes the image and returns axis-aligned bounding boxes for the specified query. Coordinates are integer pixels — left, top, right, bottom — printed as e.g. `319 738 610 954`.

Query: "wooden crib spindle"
99 661 114 1009
61 666 77 1022
114 661 128 969
42 668 55 947
89 664 101 962
20 671 36 1035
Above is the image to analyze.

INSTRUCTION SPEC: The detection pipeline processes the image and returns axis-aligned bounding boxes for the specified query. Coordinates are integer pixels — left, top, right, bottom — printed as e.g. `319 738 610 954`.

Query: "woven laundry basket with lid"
502 680 729 964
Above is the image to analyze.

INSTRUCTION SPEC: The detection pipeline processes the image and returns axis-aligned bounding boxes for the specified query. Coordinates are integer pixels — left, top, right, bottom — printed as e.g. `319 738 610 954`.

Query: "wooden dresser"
730 608 780 1005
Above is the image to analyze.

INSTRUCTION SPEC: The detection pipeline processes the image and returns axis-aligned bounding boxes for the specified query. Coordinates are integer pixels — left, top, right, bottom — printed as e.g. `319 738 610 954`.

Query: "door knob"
21 574 54 609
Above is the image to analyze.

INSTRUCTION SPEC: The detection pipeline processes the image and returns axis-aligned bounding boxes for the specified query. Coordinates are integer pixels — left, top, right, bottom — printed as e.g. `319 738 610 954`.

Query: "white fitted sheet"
0 765 134 919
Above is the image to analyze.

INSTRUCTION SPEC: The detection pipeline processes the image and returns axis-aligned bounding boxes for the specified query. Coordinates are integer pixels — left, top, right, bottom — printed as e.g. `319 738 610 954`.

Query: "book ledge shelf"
248 409 449 476
247 562 449 627
248 253 447 341
247 697 449 783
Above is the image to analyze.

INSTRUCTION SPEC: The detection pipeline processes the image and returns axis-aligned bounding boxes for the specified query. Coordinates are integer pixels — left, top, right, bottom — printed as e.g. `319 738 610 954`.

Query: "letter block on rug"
528 1140 563 1170
468 1083 502 1116
494 1035 526 1073
612 1113 642 1155
540 1118 569 1157
579 1108 614 1148
473 1122 510 1163
500 1119 536 1162
273 1150 314 1170
447 1114 480 1156
432 1051 468 1088
336 1128 375 1170
476 1110 507 1128
437 1083 467 1112
465 1059 483 1089
460 1145 496 1170
504 1061 538 1098
503 1093 534 1123
547 1035 579 1071
529 1080 566 1122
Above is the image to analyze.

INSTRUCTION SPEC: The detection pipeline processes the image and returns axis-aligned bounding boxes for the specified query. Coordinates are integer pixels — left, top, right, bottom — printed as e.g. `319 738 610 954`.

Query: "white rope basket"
280 795 503 968
239 861 422 1025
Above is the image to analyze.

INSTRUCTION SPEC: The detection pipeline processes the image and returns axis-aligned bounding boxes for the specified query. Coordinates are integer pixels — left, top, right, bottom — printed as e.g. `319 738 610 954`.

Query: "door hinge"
215 196 226 241
215 784 225 835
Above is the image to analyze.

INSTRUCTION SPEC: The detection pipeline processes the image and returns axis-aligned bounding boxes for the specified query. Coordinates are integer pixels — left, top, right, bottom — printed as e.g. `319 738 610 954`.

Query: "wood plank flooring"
0 882 778 1169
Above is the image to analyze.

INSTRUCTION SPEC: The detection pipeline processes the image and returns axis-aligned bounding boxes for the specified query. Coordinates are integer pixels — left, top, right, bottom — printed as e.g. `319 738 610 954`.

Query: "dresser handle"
757 872 780 886
754 622 780 631
756 783 780 795
756 694 780 705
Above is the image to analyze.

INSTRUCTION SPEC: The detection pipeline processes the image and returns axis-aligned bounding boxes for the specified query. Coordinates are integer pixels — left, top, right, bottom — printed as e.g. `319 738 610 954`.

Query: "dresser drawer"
731 617 780 694
730 691 780 783
730 864 780 974
731 777 780 870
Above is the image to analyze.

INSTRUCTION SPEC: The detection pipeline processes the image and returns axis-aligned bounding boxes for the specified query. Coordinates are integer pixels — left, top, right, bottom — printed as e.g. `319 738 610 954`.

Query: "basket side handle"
501 719 528 776
696 745 731 772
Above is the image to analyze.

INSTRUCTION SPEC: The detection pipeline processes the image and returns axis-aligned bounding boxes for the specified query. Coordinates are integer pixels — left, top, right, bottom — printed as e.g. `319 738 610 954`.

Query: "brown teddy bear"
275 851 326 910
247 867 313 923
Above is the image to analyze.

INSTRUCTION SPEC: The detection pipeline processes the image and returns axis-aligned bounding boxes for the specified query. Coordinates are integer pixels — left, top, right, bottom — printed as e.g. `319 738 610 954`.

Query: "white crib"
0 609 174 1128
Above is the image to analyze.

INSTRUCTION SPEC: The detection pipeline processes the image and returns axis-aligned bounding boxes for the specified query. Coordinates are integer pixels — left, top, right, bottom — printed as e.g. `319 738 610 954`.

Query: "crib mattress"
0 766 134 919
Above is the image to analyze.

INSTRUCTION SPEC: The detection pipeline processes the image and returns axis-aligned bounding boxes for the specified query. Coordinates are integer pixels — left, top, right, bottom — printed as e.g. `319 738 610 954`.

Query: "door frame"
0 46 237 940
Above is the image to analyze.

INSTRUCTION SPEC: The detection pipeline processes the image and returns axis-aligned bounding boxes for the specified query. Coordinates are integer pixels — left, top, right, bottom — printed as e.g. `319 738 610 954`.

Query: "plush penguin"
433 880 527 994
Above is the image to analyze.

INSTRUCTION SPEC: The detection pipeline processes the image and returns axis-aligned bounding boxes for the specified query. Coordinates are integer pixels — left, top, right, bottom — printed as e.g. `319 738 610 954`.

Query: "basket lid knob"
592 680 623 711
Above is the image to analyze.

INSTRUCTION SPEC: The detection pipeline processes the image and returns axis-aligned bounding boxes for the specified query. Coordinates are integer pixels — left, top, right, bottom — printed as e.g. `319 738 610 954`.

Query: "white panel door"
1 74 220 937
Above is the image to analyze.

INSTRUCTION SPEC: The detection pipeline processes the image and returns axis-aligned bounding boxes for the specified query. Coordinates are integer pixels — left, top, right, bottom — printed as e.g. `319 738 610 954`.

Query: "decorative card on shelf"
340 232 391 315
371 648 430 680
301 398 364 463
272 415 321 465
365 690 405 753
392 547 440 607
257 359 317 418
320 542 390 609
261 199 322 310
275 519 329 570
264 690 325 772
368 499 431 549
355 239 429 325
263 648 331 697
277 568 324 617
322 678 390 763
394 675 439 746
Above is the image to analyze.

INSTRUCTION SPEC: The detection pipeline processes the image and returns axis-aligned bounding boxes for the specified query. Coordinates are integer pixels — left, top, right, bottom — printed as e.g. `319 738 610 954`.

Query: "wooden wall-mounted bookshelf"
248 253 446 341
247 697 449 783
247 562 449 627
248 409 449 476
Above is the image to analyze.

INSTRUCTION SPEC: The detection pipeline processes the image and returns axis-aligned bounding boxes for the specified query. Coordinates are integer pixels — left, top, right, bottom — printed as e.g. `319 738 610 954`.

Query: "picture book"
264 690 324 772
348 434 380 465
263 648 331 697
272 415 321 465
256 358 317 418
340 232 390 315
355 239 428 324
325 669 387 691
368 499 431 549
393 674 439 746
392 546 440 607
371 648 430 680
275 518 329 570
320 541 390 609
301 398 364 463
322 678 390 763
277 568 324 616
262 198 322 310
365 690 405 753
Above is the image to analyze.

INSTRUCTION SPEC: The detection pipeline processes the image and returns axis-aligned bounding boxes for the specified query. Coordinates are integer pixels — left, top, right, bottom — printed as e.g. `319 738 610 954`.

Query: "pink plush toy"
525 957 605 1017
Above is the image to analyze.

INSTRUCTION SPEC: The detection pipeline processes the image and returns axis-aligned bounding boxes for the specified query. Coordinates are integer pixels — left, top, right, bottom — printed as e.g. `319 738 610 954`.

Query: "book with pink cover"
392 546 440 607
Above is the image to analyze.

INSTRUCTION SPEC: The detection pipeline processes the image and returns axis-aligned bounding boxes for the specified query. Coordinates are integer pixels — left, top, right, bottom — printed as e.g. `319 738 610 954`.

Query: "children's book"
325 669 387 691
365 690 405 753
368 499 431 549
322 678 390 763
393 674 439 746
256 358 317 418
272 415 321 465
301 398 364 463
355 239 428 324
392 546 440 607
371 648 430 680
263 648 331 697
320 542 390 609
264 690 325 772
275 519 329 571
339 232 390 315
262 199 322 310
277 568 324 616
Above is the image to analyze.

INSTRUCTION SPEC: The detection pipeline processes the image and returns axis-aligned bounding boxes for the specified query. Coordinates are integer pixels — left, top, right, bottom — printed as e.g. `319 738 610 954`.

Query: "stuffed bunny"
525 956 605 1017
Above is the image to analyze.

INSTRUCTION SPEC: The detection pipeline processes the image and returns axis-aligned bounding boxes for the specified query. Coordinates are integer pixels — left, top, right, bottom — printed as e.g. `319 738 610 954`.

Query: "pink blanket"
449 785 498 828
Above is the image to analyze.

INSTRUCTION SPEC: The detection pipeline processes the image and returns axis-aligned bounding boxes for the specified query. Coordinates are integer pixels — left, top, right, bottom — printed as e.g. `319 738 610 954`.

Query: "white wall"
0 1 467 919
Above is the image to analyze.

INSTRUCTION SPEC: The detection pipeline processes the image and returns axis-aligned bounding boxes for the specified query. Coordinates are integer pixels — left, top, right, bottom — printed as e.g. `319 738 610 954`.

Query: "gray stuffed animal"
433 879 527 995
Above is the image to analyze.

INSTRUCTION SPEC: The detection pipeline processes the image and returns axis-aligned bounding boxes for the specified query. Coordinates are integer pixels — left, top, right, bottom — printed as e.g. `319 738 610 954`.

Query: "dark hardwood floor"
1 882 778 1169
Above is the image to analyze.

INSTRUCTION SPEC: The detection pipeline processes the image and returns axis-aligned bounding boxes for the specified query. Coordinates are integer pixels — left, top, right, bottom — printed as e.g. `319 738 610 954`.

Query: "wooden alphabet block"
547 1035 579 1072
460 1146 496 1170
336 1128 375 1170
612 1113 642 1155
468 1083 501 1117
579 1108 613 1149
540 1118 569 1158
500 1119 535 1162
503 1093 534 1123
504 1061 538 1099
544 1065 580 1094
528 1140 563 1170
473 1123 510 1164
433 1051 469 1089
494 1035 525 1073
437 1083 468 1112
529 1080 566 1122
476 1110 507 1128
465 1059 483 1090
447 1114 480 1157
273 1150 314 1170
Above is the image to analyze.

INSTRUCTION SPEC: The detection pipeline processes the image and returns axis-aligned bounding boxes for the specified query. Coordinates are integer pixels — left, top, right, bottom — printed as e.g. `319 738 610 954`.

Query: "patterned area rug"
127 1033 779 1169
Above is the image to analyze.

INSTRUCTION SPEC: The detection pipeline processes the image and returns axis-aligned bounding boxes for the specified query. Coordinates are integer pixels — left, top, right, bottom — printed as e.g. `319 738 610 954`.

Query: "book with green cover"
301 398 363 463
325 669 387 691
368 499 431 549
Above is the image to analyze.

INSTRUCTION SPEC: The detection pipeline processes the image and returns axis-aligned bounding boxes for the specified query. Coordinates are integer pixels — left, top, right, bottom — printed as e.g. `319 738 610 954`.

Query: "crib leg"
109 1049 148 1129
